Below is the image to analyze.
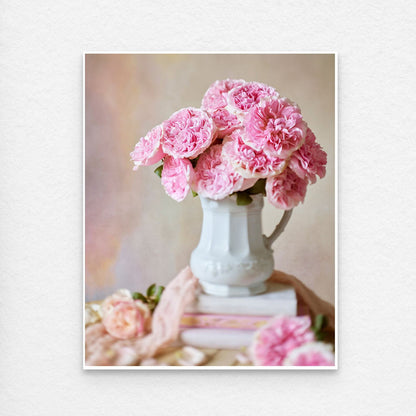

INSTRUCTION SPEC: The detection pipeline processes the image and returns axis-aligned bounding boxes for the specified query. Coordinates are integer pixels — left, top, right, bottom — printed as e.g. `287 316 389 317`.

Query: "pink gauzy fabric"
85 267 199 366
269 270 335 335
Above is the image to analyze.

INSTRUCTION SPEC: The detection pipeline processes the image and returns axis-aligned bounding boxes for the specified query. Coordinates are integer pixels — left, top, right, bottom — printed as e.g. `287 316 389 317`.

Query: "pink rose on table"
222 130 287 178
101 290 151 340
209 108 242 138
283 342 335 366
250 315 315 366
130 124 165 169
289 127 327 184
244 97 306 159
192 144 245 200
227 81 278 115
161 156 193 202
266 168 308 210
162 107 216 159
202 78 245 113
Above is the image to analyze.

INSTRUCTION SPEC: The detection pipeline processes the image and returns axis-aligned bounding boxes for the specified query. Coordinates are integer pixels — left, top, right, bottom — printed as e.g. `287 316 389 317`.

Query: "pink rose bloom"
289 127 327 184
201 78 245 112
266 168 308 210
227 81 278 115
162 107 216 159
250 315 315 366
222 130 287 179
283 342 335 366
101 290 151 340
210 108 242 139
130 124 165 169
192 144 244 200
244 97 306 159
161 156 193 202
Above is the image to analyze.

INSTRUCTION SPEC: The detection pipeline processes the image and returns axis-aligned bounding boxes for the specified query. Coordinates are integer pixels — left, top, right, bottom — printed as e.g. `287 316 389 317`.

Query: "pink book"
180 313 273 330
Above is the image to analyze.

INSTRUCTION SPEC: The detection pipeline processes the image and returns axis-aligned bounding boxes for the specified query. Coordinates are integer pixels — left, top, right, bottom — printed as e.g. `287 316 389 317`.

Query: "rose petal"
289 127 327 184
161 156 193 202
222 130 287 179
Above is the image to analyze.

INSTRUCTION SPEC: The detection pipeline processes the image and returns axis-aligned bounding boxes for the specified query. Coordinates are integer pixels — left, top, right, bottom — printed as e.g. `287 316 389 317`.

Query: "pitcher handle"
263 209 293 249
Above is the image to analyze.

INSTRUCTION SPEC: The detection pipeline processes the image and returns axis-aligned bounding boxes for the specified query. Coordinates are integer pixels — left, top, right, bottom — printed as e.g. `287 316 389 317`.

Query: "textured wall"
85 53 335 303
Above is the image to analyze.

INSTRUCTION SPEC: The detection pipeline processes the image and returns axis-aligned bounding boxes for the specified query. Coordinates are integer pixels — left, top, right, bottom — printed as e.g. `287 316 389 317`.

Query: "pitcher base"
199 281 267 297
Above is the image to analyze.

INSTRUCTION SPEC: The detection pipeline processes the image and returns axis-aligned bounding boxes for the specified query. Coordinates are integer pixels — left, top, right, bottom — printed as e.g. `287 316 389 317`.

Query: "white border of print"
83 52 338 370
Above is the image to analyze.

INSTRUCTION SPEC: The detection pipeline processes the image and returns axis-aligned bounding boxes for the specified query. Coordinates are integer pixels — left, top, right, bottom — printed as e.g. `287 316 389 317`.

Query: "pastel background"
85 53 335 303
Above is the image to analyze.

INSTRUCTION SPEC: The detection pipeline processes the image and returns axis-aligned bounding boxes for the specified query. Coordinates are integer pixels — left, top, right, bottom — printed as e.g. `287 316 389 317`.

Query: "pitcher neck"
199 194 264 213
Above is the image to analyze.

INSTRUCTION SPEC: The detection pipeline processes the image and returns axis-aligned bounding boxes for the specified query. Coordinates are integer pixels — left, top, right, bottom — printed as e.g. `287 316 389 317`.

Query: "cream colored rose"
101 290 151 340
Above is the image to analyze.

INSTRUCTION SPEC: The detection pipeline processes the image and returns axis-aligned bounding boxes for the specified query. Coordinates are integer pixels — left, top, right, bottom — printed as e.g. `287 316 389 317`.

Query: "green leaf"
132 292 148 303
192 190 198 198
154 285 165 303
314 314 327 332
147 283 157 298
236 192 253 206
247 179 266 195
154 164 163 178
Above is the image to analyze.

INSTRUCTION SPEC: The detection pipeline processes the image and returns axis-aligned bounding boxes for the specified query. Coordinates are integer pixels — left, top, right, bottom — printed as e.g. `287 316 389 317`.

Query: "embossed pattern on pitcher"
190 194 277 296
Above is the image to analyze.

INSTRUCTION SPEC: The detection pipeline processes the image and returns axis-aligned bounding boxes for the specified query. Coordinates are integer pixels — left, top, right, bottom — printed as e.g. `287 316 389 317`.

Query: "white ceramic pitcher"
190 194 292 297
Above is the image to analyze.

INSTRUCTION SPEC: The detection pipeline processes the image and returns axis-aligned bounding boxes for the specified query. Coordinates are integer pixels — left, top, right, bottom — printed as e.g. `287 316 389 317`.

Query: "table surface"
141 344 250 367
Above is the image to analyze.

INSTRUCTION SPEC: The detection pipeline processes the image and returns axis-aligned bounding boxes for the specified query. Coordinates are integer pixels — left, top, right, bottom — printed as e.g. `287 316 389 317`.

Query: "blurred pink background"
85 54 335 303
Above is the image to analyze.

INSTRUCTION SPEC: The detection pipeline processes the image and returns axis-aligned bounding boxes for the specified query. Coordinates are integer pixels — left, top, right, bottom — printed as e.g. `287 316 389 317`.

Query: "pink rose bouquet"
130 79 327 210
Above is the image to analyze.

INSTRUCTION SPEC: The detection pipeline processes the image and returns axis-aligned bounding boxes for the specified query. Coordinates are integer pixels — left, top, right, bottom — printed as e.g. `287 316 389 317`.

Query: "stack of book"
179 282 297 349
